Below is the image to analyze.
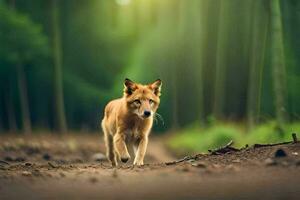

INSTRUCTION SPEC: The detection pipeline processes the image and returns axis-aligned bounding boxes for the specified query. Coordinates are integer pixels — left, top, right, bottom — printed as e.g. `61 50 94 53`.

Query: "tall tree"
157 0 179 130
10 0 31 134
200 1 221 121
16 62 32 134
213 0 228 120
51 0 67 133
4 84 17 133
190 0 205 125
247 1 269 130
0 91 3 132
0 4 48 134
270 0 288 132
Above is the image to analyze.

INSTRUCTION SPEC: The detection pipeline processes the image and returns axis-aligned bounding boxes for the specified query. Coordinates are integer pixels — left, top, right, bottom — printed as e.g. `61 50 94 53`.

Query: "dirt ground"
0 134 300 200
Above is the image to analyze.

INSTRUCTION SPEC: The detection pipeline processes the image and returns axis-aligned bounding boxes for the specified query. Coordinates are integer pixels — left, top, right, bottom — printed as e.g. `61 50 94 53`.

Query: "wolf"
101 78 162 166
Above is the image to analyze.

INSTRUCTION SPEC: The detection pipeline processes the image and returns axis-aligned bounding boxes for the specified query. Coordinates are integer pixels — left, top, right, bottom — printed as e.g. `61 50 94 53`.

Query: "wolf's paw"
111 161 118 167
133 160 144 166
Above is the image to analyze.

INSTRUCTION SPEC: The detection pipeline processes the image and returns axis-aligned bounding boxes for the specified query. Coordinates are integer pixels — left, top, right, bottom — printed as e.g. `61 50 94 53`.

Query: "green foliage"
168 123 242 154
168 122 300 154
0 4 48 63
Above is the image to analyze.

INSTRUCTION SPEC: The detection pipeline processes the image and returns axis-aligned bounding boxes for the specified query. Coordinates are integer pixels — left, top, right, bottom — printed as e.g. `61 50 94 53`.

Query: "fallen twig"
165 155 196 166
208 140 239 155
253 133 298 148
253 141 292 148
0 160 10 165
48 162 57 168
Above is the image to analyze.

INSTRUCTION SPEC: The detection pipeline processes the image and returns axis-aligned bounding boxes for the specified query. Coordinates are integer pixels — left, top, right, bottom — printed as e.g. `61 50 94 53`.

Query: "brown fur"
101 78 162 166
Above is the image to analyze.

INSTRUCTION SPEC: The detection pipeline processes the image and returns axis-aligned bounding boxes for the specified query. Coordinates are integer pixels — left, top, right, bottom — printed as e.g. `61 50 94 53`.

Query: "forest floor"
0 134 300 200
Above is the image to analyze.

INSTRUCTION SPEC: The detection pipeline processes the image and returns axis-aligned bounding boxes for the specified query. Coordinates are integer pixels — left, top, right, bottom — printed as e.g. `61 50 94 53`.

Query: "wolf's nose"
144 111 151 118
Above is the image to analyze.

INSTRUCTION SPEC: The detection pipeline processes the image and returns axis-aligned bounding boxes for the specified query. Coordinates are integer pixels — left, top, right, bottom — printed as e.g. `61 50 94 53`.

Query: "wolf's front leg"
133 136 148 166
114 133 130 163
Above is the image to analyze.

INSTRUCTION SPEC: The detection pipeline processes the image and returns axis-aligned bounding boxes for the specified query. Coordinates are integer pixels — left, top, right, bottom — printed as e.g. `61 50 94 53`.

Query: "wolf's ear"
124 78 137 95
149 79 162 96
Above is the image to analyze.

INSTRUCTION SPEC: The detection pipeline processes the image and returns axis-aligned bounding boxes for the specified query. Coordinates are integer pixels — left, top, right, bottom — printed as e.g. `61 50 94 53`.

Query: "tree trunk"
0 95 3 132
270 0 287 133
16 63 32 134
51 0 67 133
201 1 221 121
191 0 205 126
4 84 17 133
247 1 269 130
213 1 228 120
171 72 179 130
0 117 3 133
157 0 179 130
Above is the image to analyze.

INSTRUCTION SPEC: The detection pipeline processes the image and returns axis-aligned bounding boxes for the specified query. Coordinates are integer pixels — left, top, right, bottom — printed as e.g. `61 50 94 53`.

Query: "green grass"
168 121 300 154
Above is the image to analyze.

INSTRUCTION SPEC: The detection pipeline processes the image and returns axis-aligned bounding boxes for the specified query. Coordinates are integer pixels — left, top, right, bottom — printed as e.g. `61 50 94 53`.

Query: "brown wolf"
101 78 162 166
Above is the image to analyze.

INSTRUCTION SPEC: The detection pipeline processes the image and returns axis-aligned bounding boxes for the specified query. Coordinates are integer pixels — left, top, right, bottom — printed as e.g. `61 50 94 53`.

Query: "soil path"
0 134 300 200
147 137 175 162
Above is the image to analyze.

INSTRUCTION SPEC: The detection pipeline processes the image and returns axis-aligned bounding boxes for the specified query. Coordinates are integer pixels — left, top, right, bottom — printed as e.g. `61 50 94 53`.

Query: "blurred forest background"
0 0 300 152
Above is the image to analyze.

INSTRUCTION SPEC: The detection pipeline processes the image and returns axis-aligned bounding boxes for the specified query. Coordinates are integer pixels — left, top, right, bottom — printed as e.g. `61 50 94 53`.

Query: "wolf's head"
123 78 162 119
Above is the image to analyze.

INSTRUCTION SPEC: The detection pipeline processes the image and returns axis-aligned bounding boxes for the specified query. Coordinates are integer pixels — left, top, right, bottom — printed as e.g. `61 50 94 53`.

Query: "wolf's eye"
149 99 155 105
133 99 141 105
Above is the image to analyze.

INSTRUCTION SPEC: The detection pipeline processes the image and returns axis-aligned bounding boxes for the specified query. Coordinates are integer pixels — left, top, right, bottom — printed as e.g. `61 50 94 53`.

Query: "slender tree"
154 0 177 129
176 0 206 126
0 116 2 133
16 62 32 134
270 0 288 132
213 0 228 120
170 71 179 130
200 1 221 122
0 3 48 134
4 85 17 133
9 0 31 134
51 0 67 133
247 1 269 130
0 92 3 132
191 0 205 125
